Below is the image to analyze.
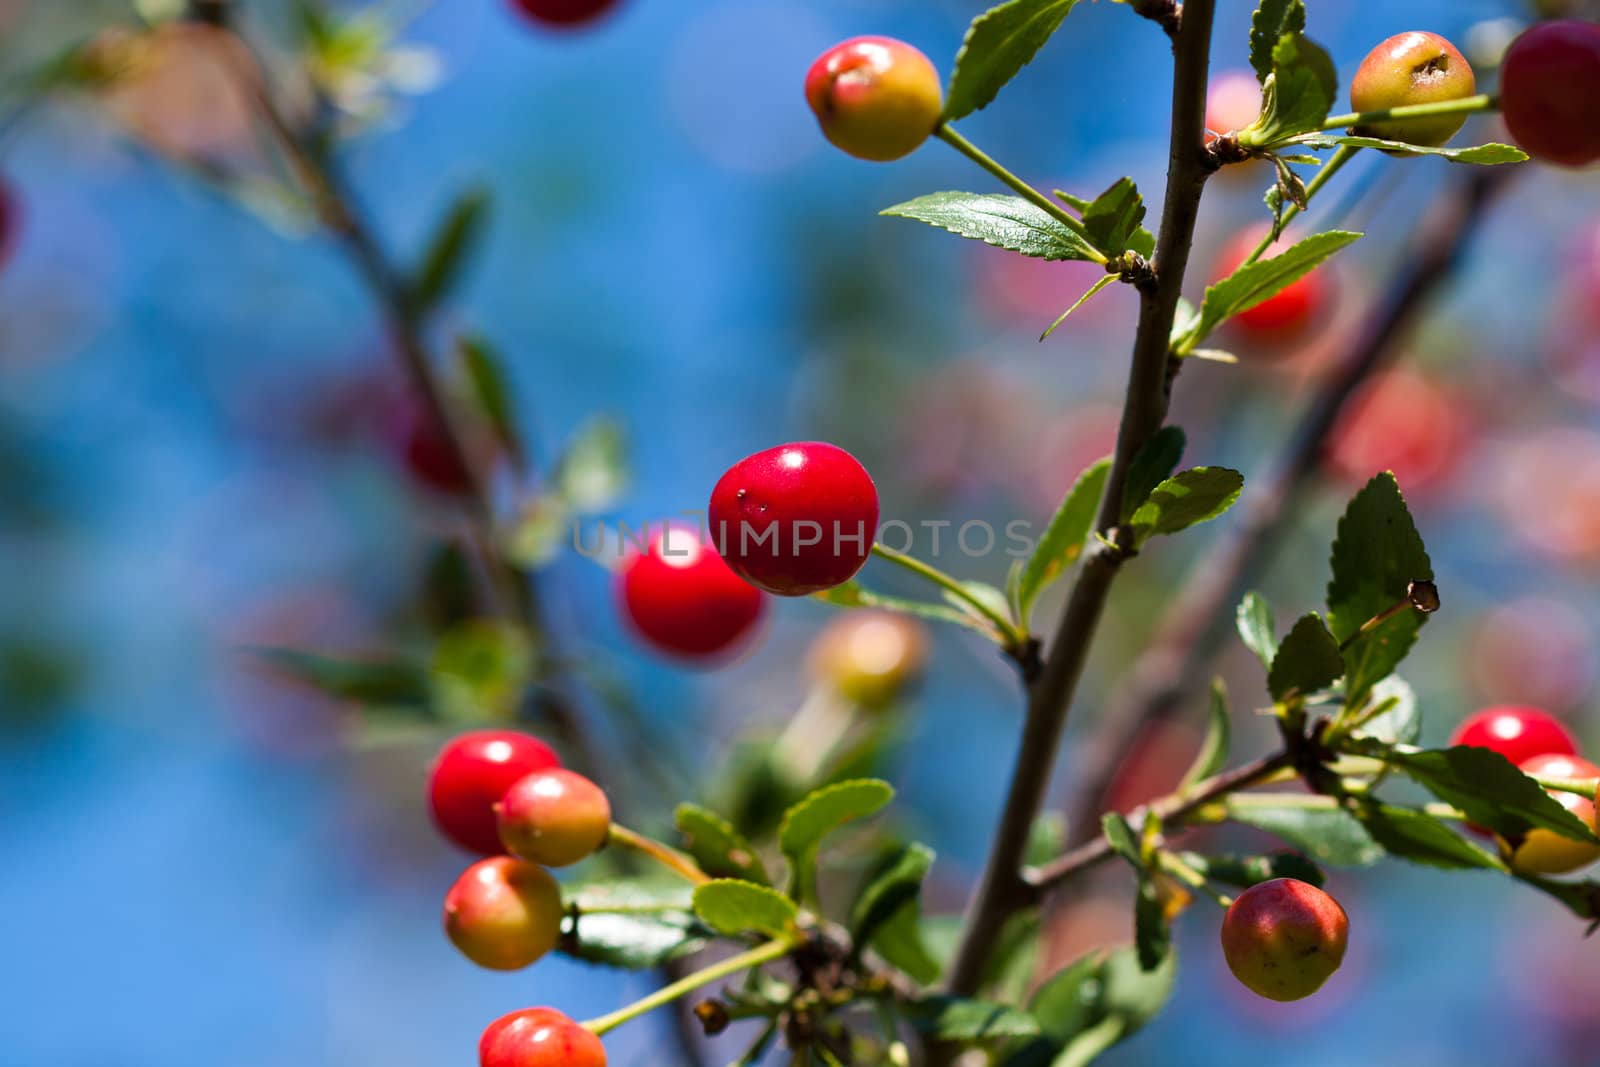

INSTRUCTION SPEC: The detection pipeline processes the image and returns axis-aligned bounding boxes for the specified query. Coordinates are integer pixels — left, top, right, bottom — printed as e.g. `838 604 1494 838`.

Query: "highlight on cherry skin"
1220 878 1349 1002
497 768 613 868
443 855 565 971
805 36 944 162
618 524 766 660
708 441 880 596
1448 705 1579 769
509 0 620 30
1498 20 1600 169
428 730 563 854
1349 31 1476 147
480 1007 607 1067
1504 754 1600 876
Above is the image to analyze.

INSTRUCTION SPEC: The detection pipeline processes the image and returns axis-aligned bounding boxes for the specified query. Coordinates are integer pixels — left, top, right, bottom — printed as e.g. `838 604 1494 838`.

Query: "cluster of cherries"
429 730 613 1066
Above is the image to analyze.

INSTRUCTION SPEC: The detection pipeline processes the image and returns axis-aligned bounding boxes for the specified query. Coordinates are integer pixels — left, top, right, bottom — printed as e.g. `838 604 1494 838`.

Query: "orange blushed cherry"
443 856 564 971
1349 32 1476 147
1505 754 1600 876
618 526 766 660
709 442 879 596
1220 878 1349 1002
1499 21 1600 168
509 0 619 29
481 1008 607 1067
429 730 563 854
497 768 613 868
805 37 943 163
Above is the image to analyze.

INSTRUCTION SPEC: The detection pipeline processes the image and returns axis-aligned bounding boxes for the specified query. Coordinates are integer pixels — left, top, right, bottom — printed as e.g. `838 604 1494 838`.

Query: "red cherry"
442 856 564 971
1324 369 1465 496
708 442 879 596
1220 878 1349 1002
480 1008 607 1067
1500 21 1600 168
497 768 612 868
1213 228 1328 341
429 730 563 854
1449 705 1579 769
509 0 619 29
1204 69 1262 145
0 177 19 271
618 526 765 659
390 399 476 496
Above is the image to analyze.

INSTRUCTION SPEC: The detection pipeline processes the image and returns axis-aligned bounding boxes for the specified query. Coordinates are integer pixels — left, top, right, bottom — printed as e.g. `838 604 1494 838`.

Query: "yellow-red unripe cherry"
805 37 943 162
1349 32 1476 147
443 856 564 971
1505 754 1600 875
498 769 613 868
1220 878 1349 1002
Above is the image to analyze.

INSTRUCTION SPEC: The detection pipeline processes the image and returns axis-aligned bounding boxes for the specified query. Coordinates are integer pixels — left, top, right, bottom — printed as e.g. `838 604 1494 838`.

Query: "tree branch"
940 0 1219 998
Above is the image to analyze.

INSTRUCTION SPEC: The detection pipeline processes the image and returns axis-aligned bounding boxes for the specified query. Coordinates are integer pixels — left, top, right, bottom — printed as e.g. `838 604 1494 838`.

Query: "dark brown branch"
1055 163 1517 853
940 0 1219 999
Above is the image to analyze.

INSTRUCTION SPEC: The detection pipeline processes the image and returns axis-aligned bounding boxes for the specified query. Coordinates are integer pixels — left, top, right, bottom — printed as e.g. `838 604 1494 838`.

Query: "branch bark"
940 0 1220 998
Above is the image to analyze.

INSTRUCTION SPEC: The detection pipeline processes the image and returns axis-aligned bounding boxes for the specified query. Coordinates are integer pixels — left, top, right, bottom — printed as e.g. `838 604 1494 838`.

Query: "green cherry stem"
1317 93 1500 133
1530 776 1600 801
1243 143 1361 266
607 824 712 886
1158 850 1234 908
583 937 796 1037
935 124 1109 265
869 543 1026 646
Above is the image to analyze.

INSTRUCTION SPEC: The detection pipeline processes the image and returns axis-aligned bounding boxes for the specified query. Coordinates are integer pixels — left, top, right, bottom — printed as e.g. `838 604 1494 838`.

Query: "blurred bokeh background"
2 0 1598 1063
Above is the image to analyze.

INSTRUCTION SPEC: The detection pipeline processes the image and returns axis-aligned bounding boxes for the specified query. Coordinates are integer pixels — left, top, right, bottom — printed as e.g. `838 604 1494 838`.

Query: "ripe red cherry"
509 0 619 29
1507 754 1600 875
1213 228 1328 340
0 177 19 271
1220 878 1349 1002
1500 21 1600 168
805 37 944 162
391 399 476 496
429 730 563 854
618 526 765 659
1349 32 1476 147
1449 705 1579 769
481 1008 607 1067
443 856 564 971
1204 69 1262 145
498 768 612 867
1324 370 1465 496
709 442 879 596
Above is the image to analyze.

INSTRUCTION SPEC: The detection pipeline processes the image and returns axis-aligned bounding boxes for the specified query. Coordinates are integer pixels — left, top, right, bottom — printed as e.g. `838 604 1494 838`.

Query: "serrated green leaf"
1249 0 1305 82
1238 32 1338 148
1081 177 1148 259
692 879 798 938
1267 612 1344 701
1017 457 1110 621
1352 802 1503 870
1298 134 1528 164
1128 466 1244 543
1236 592 1278 670
1180 231 1360 352
412 186 489 311
1176 850 1325 889
675 804 770 886
457 335 522 461
556 417 628 513
883 192 1101 263
1345 675 1420 745
1180 679 1232 789
779 779 895 899
905 996 1041 1040
944 0 1083 121
851 842 935 953
1226 798 1384 867
1119 426 1186 523
563 880 708 968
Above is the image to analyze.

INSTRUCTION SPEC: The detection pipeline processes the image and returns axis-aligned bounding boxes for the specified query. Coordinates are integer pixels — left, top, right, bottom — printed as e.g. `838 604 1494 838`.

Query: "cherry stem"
1158 850 1233 908
1317 93 1500 134
607 824 712 886
1243 143 1361 266
934 124 1108 264
583 937 796 1037
868 543 1026 647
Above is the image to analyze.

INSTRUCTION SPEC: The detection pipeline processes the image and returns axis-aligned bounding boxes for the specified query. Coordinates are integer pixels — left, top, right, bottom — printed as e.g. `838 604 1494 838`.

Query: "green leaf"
563 879 708 969
905 996 1041 1040
851 843 935 954
1226 798 1384 867
1017 457 1110 621
1080 177 1149 259
1005 947 1175 1067
1267 612 1344 701
1179 231 1360 352
1101 812 1141 867
1128 466 1244 543
1344 675 1420 745
815 580 987 633
1236 592 1278 670
943 0 1083 121
675 804 771 886
412 186 489 311
556 417 629 513
250 647 431 710
1180 679 1232 789
457 334 522 462
1041 274 1118 341
876 905 945 985
1367 745 1600 845
1298 134 1528 164
431 620 534 721
1352 802 1503 870
1516 872 1600 922
779 779 895 899
1119 426 1186 523
691 880 798 938
1133 874 1170 972
1175 850 1325 889
882 192 1101 263
1238 32 1338 148
1248 0 1305 83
